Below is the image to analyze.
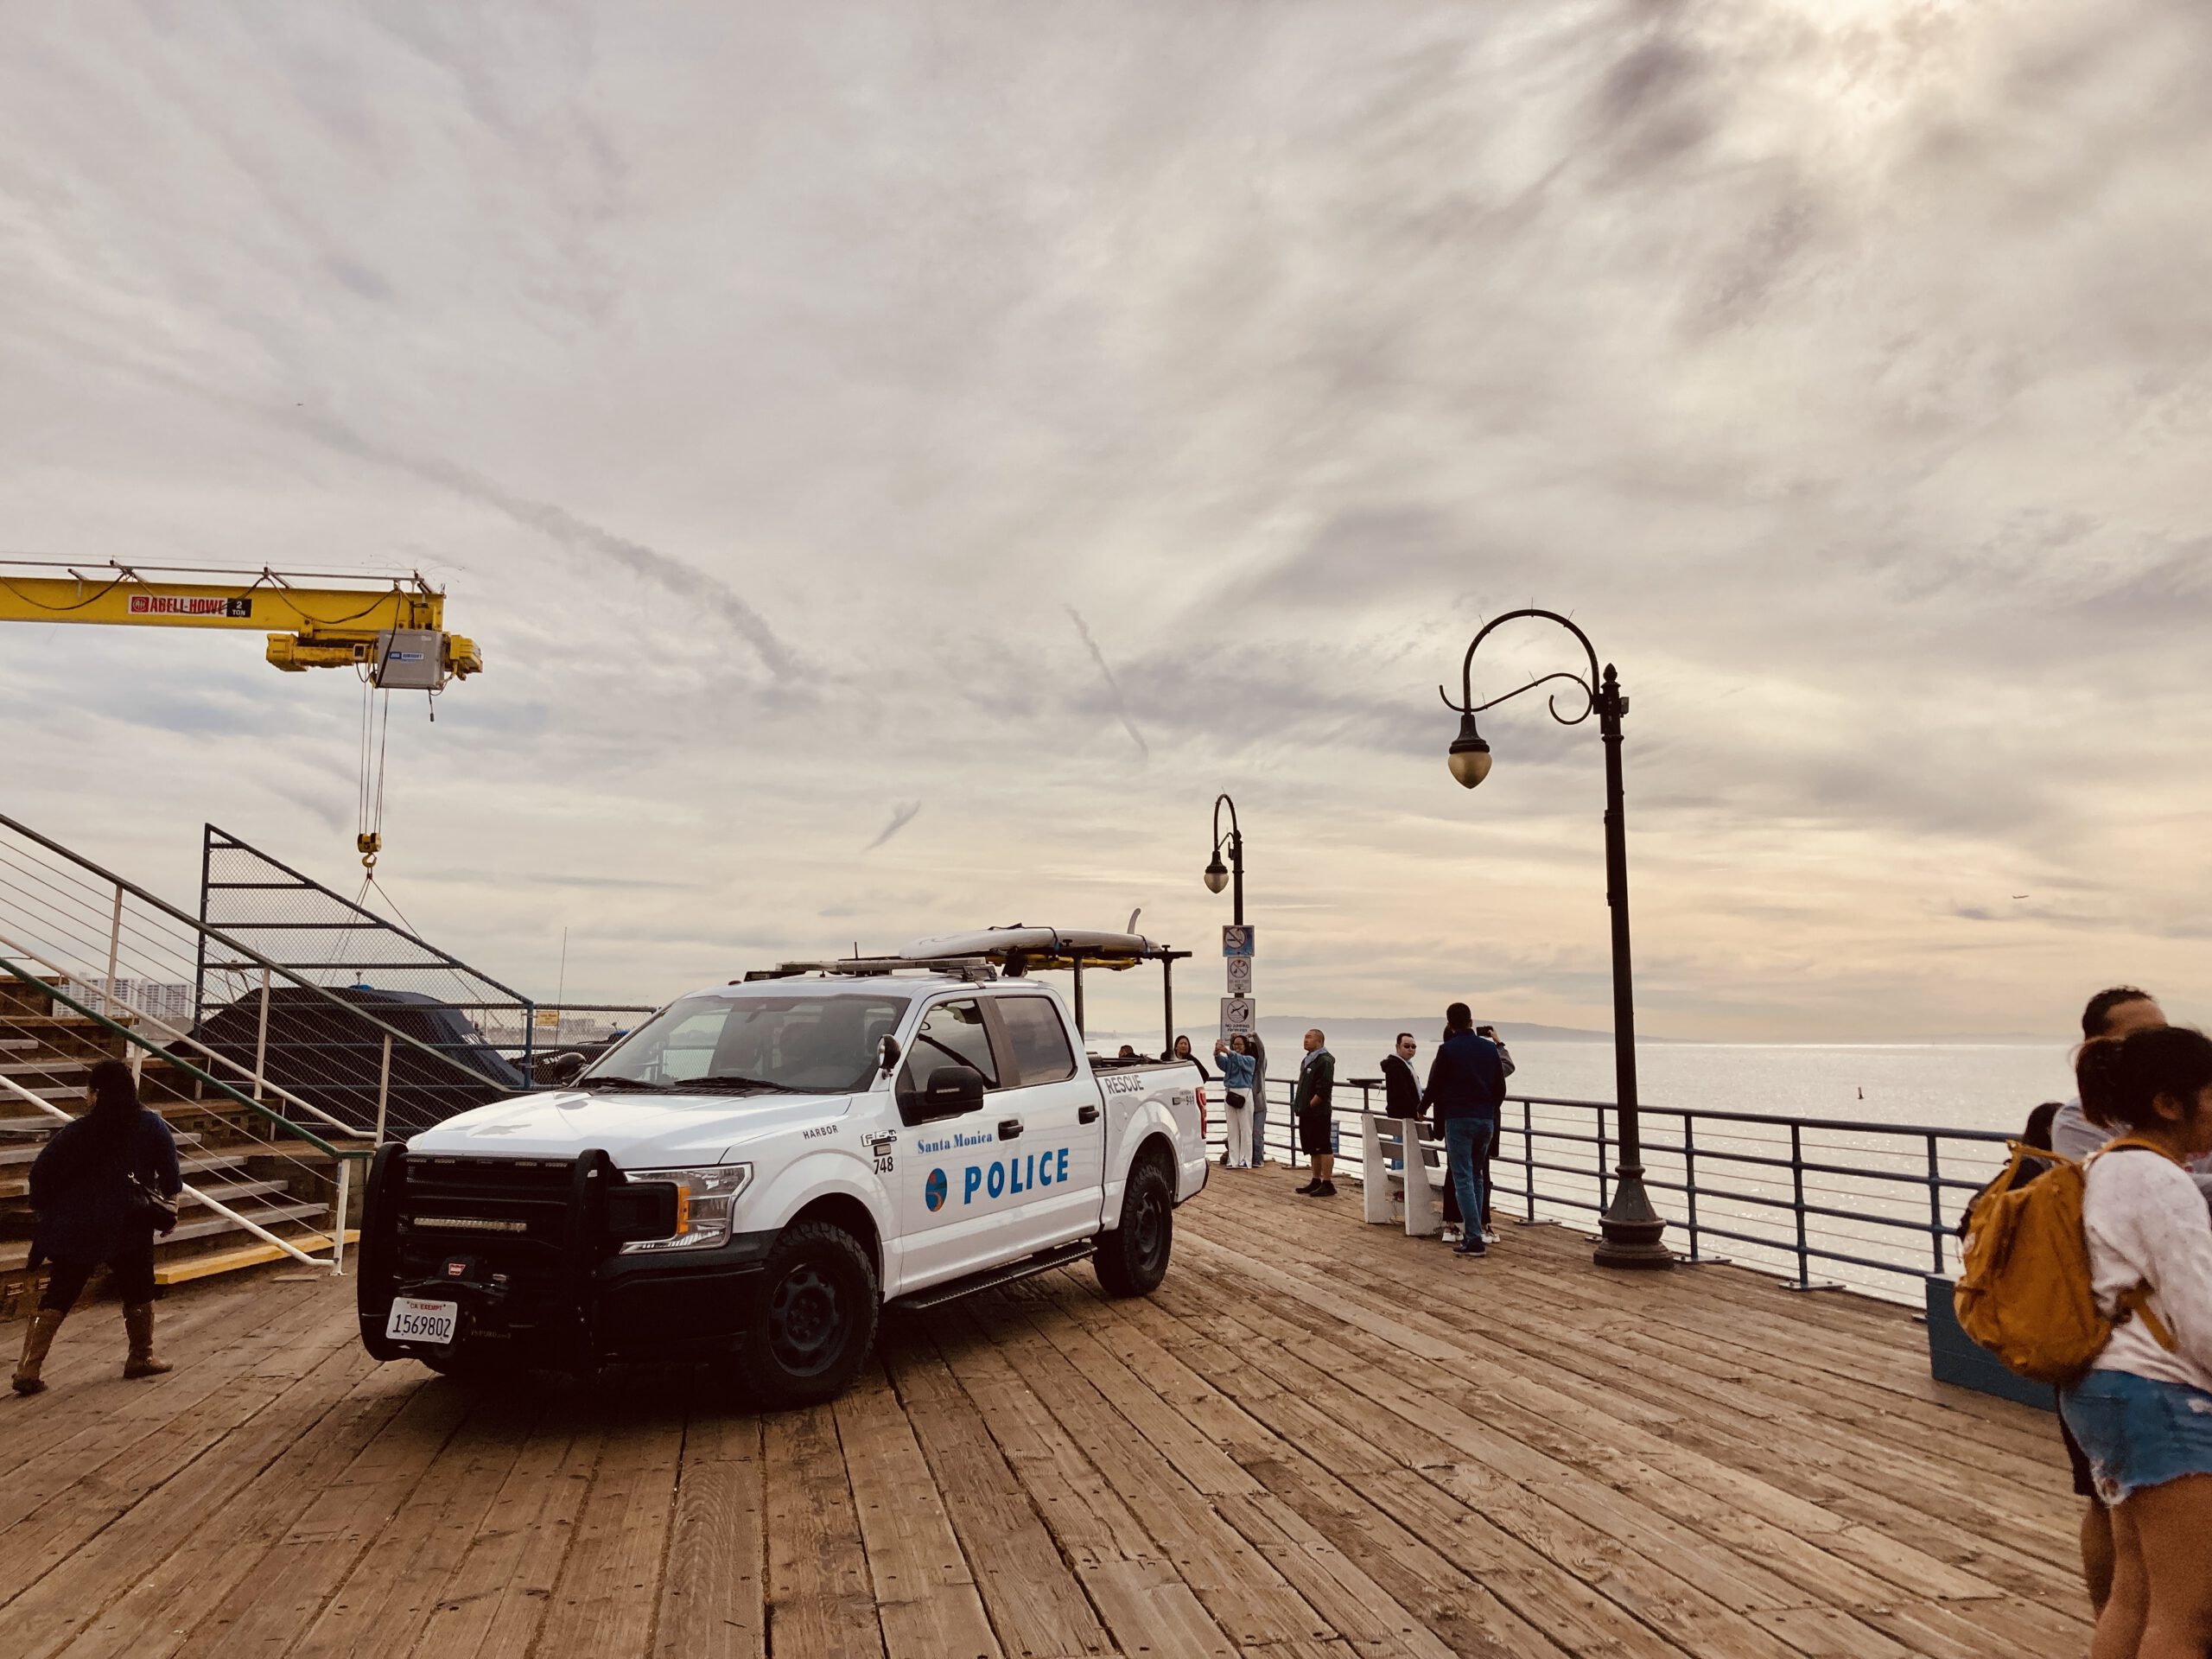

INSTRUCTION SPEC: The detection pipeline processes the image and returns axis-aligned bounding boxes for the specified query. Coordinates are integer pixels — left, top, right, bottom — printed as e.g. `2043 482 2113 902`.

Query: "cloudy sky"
3 0 2208 1042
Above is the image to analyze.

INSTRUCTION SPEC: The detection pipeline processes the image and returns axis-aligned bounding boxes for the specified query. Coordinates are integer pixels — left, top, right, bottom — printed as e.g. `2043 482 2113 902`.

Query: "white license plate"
385 1296 458 1345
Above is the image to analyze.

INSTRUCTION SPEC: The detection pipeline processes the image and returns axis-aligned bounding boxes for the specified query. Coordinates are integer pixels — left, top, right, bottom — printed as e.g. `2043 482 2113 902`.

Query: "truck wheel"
1095 1155 1174 1298
741 1220 880 1408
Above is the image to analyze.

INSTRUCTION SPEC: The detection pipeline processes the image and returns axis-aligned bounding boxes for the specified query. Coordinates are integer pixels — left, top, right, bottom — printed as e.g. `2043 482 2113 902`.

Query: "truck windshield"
581 993 912 1096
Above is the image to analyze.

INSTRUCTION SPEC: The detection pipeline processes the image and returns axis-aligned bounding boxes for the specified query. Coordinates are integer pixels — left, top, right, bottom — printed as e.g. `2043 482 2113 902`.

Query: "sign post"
1220 925 1256 1043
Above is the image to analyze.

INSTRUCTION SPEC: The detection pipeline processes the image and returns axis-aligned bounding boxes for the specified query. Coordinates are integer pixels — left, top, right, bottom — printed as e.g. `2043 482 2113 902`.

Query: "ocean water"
1480 1040 2075 1140
1109 1033 2076 1137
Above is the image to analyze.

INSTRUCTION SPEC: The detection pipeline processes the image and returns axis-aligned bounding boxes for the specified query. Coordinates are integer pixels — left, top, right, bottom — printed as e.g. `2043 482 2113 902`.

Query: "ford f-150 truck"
356 928 1206 1405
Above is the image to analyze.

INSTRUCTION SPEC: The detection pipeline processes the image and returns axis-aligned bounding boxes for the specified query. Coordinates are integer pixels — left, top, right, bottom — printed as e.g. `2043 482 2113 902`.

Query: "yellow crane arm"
0 561 482 680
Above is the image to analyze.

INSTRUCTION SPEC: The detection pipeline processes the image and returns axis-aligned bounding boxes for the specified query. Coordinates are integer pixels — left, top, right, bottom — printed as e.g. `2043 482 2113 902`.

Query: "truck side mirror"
878 1035 901 1077
920 1064 984 1117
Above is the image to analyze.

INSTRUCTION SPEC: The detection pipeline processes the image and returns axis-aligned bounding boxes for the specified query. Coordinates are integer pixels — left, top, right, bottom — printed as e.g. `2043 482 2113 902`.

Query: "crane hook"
357 831 381 871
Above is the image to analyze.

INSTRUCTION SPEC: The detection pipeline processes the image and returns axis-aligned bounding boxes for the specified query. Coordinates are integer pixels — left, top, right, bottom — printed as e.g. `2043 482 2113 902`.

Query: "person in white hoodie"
2063 1025 2212 1659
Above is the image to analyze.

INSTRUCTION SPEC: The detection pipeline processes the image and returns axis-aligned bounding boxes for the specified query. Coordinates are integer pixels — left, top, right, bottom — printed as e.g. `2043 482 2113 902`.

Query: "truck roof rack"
739 957 999 985
735 925 1195 1052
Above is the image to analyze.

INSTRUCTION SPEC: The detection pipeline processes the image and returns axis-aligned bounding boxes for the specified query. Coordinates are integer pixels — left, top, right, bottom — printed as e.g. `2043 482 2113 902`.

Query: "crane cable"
355 670 391 872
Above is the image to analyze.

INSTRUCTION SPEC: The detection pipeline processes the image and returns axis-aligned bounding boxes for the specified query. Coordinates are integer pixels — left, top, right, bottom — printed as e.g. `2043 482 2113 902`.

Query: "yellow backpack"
1953 1139 2177 1386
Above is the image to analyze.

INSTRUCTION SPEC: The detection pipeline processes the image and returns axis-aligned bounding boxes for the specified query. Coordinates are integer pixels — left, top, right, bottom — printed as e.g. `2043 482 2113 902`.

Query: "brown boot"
12 1308 64 1395
123 1303 171 1379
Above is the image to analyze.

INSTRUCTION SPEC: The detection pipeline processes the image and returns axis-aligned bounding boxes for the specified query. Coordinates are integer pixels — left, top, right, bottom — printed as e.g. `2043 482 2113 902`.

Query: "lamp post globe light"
1446 712 1492 788
1441 608 1671 1270
1205 794 1244 925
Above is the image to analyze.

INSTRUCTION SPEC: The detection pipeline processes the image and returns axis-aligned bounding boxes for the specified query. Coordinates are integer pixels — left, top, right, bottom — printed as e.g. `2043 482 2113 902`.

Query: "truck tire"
740 1220 880 1408
1095 1154 1174 1298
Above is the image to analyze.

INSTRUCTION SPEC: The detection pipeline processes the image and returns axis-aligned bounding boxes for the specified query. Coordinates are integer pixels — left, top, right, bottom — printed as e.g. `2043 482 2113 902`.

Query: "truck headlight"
620 1163 753 1254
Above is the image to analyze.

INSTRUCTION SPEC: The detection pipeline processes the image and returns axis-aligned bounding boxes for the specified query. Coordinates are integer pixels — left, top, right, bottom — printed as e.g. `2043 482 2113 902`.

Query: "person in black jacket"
1294 1029 1338 1196
1381 1034 1421 1117
11 1058 181 1395
1421 1004 1507 1257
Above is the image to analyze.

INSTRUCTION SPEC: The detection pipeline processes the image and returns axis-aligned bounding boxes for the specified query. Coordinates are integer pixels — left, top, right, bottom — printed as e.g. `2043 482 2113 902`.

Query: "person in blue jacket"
1421 1003 1508 1257
11 1058 181 1395
1214 1035 1258 1167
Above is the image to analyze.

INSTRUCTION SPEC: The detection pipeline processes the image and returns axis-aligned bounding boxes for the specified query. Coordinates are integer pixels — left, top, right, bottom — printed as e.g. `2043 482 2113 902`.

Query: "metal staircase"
0 811 550 1314
0 967 361 1317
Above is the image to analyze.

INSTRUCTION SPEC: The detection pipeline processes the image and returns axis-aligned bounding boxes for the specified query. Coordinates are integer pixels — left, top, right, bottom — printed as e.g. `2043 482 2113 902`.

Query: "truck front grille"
397 1156 575 1295
403 1155 574 1239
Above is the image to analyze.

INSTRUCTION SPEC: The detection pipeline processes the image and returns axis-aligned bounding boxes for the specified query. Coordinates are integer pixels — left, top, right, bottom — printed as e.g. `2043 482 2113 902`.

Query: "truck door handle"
997 1118 1023 1140
1078 1105 1099 1124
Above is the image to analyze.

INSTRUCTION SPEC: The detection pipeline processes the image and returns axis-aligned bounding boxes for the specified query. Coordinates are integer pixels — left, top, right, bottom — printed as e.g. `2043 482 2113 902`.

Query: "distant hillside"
1253 1016 1624 1050
1090 1014 1635 1052
1096 1014 2054 1052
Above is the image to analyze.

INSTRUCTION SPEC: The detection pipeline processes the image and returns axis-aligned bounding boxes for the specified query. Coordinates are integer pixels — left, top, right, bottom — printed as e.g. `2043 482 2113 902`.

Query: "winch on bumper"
356 1145 777 1370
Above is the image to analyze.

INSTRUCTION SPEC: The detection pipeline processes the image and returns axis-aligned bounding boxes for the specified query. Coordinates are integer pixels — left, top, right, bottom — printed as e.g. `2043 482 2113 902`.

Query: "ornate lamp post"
1442 609 1671 1269
1203 794 1244 926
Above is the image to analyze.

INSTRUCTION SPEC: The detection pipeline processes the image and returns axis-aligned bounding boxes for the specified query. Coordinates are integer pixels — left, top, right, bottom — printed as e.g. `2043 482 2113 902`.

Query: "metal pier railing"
1223 1079 2010 1304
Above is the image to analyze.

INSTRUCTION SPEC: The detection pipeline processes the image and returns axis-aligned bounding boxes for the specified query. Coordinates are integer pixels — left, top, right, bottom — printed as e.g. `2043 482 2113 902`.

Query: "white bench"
1358 1111 1442 1236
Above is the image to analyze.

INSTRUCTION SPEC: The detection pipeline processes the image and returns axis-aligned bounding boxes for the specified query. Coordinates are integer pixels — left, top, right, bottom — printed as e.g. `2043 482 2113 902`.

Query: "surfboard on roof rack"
900 925 1170 972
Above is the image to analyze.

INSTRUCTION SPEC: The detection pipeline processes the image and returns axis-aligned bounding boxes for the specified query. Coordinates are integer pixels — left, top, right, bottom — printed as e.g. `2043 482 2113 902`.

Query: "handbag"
128 1173 180 1237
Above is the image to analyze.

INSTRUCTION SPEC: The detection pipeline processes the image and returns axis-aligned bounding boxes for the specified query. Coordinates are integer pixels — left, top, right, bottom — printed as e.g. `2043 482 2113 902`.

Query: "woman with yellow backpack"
2063 1027 2212 1659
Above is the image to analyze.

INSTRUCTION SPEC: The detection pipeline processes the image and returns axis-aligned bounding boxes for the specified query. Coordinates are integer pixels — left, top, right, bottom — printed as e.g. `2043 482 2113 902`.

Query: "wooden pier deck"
0 1175 2089 1659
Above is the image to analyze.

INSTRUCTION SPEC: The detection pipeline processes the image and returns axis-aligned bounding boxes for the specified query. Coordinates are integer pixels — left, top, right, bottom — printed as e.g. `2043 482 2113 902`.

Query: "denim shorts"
2060 1369 2212 1506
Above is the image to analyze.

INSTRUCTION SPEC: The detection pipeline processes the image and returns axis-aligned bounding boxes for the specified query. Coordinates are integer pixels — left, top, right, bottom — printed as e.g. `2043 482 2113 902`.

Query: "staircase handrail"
0 1071 334 1271
0 810 527 1111
0 925 361 1137
1 958 369 1162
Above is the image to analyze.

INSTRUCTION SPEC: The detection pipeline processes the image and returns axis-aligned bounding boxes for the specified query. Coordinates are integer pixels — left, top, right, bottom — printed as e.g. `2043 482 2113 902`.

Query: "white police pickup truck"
356 928 1207 1405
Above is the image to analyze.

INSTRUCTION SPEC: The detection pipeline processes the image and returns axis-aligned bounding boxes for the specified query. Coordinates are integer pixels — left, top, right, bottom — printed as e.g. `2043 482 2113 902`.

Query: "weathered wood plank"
16 1346 400 1659
531 1376 687 1656
1189 1182 2087 1626
0 1183 2100 1659
289 1386 546 1659
654 1387 766 1659
408 1400 607 1659
835 1358 1001 1659
168 1377 476 1656
763 1402 886 1659
883 1332 1113 1657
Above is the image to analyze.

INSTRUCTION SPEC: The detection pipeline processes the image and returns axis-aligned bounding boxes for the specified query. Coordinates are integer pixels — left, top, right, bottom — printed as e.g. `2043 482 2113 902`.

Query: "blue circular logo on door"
925 1168 948 1212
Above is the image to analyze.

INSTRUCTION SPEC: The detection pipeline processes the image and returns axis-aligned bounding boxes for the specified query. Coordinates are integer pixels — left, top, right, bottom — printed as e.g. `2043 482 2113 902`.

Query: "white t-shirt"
2083 1145 2212 1394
